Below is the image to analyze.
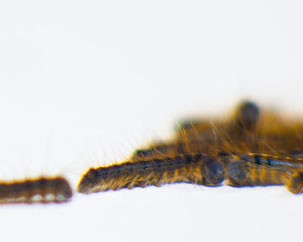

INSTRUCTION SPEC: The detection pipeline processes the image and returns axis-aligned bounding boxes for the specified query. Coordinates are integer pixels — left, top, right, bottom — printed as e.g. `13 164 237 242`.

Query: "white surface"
0 1 303 241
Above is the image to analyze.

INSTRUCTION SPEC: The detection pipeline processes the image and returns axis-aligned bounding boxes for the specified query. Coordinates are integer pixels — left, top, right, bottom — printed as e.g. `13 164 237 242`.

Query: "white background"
0 1 303 241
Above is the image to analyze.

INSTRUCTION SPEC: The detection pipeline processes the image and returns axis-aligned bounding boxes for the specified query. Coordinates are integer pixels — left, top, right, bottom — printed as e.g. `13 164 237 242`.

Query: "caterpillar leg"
202 157 225 186
225 158 250 186
287 171 303 194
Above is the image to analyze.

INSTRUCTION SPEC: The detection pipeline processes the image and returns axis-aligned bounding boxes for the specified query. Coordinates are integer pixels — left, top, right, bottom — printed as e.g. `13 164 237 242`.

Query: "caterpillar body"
78 152 303 194
0 177 73 204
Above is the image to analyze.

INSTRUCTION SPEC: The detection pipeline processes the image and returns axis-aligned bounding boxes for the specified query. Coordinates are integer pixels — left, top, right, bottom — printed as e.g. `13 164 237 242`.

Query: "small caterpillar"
0 177 73 204
78 101 303 195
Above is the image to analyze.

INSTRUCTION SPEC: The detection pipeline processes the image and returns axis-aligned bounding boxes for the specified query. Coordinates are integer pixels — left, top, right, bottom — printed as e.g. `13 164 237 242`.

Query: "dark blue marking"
240 155 249 162
255 156 261 165
184 155 193 164
244 156 303 169
266 160 303 168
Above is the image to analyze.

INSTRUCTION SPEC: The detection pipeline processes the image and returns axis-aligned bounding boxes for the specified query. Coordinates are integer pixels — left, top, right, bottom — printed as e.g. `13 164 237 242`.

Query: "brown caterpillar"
78 152 303 194
0 177 73 204
78 154 224 193
78 101 303 195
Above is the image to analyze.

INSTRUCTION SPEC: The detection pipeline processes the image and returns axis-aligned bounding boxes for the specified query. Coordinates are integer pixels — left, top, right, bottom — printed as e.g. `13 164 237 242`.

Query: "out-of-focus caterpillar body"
0 177 73 204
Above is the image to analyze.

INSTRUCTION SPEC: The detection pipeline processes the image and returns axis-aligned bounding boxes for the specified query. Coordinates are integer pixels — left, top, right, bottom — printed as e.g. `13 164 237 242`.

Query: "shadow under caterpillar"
78 101 303 195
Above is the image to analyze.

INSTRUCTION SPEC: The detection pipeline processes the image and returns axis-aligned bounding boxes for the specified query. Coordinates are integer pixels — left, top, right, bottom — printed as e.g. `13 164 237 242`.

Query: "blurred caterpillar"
78 101 303 195
0 177 73 204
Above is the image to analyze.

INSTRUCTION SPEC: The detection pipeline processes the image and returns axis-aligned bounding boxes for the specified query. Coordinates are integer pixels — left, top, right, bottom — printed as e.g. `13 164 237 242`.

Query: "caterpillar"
0 177 73 204
78 101 303 195
77 152 303 194
78 153 225 193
